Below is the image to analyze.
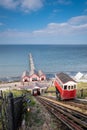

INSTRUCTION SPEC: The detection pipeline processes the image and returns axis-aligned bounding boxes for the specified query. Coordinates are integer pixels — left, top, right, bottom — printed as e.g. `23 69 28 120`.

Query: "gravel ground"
20 97 70 130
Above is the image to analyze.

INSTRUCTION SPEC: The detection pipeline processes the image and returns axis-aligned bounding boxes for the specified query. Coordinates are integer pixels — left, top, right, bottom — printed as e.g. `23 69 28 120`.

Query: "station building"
21 70 46 83
21 53 46 84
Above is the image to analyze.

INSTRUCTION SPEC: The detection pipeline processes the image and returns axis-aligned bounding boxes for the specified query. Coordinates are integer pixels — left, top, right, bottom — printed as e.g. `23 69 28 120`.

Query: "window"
68 86 70 90
41 77 44 81
71 86 73 89
64 85 67 90
32 78 37 81
74 85 76 89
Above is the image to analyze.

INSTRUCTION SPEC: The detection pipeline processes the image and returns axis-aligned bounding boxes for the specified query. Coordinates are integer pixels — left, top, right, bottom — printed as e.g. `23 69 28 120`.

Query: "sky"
0 0 87 45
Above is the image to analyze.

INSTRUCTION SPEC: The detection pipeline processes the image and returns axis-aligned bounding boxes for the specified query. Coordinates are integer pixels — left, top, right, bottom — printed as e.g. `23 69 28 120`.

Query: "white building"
21 54 46 83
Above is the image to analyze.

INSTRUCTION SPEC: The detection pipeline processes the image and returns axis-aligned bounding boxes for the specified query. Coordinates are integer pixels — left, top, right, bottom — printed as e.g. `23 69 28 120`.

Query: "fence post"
80 89 83 98
0 90 3 98
7 92 15 130
0 90 5 130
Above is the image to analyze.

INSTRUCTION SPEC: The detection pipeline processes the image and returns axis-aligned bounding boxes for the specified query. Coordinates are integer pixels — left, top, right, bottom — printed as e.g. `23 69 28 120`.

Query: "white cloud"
33 16 87 36
1 15 87 37
0 29 31 37
68 15 87 25
20 0 43 12
0 0 44 12
0 15 87 44
0 0 18 9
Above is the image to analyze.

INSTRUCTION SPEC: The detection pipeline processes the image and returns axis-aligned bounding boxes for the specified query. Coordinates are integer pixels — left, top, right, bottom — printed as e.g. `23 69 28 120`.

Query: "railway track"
46 96 87 114
61 100 87 112
36 96 87 130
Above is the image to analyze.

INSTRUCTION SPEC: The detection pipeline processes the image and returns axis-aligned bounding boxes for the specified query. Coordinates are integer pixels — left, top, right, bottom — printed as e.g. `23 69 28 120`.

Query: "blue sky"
0 0 87 44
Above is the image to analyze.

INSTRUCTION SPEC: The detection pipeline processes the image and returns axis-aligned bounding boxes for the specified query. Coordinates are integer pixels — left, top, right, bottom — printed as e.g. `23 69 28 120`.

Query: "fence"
77 89 87 98
0 91 25 130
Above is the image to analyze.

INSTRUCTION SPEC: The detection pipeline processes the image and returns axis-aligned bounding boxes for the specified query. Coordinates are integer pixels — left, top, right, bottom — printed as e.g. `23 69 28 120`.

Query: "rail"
36 96 87 130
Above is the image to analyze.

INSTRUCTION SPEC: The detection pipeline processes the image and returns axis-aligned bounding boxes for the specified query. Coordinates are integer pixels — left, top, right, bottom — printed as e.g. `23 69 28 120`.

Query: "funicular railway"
36 96 87 130
47 95 87 112
36 73 87 130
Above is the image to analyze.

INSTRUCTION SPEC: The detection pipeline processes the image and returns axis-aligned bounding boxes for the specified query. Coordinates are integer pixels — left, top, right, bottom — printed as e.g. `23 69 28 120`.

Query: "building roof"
29 69 38 76
22 71 29 78
56 72 76 84
38 70 45 76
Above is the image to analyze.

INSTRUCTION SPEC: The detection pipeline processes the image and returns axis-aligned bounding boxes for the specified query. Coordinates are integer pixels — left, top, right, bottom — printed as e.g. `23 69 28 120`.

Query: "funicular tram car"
33 86 40 96
54 72 77 100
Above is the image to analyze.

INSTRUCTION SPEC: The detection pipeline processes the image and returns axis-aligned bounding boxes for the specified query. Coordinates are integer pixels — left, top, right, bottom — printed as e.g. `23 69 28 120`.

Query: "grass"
47 85 56 91
77 82 87 89
24 96 45 128
29 96 36 106
2 89 31 98
77 82 87 98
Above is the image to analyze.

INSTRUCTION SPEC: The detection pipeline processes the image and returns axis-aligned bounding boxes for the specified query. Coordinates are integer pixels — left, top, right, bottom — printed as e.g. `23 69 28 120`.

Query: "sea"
0 45 87 82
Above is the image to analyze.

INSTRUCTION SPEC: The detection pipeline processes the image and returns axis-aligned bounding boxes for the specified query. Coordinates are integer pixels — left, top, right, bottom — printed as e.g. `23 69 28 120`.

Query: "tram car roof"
56 72 76 84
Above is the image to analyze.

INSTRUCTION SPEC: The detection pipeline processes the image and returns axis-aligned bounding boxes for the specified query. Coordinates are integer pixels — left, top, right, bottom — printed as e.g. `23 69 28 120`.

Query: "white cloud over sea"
0 15 87 44
34 15 87 34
